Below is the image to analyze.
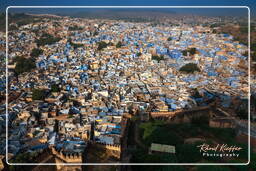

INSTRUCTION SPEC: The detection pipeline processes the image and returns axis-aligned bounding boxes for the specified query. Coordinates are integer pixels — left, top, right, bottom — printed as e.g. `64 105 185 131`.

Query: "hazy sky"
0 0 255 16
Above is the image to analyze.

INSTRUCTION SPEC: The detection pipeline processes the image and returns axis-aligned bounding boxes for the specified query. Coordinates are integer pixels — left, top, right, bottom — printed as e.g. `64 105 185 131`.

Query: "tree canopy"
116 41 123 48
68 25 83 31
97 41 109 51
51 84 60 92
35 33 61 46
30 48 43 58
167 37 172 41
179 63 200 73
152 55 164 62
32 89 46 100
14 56 36 75
68 39 84 49
182 48 197 56
136 52 142 57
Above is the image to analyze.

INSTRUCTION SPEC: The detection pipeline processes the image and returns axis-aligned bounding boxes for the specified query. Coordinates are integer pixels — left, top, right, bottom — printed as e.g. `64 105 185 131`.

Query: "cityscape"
0 8 255 171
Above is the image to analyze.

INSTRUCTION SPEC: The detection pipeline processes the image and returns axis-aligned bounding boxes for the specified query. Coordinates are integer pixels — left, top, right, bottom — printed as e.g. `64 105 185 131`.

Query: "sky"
0 0 255 17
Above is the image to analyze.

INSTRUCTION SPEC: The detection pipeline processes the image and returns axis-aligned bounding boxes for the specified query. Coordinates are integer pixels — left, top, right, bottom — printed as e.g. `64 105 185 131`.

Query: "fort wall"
51 147 82 163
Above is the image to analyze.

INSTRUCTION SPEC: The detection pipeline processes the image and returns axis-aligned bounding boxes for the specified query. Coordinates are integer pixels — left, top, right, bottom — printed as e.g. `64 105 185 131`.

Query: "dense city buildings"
0 10 255 171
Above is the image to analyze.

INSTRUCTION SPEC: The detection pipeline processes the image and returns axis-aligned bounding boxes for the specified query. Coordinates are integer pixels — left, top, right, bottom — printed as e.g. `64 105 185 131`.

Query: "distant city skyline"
6 8 249 18
0 0 256 16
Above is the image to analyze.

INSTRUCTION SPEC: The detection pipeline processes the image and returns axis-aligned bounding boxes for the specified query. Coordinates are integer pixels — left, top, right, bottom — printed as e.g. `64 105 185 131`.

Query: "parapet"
95 142 121 152
51 147 82 163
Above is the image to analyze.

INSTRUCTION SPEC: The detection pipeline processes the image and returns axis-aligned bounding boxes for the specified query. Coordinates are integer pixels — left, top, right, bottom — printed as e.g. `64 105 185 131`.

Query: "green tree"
182 50 188 56
152 55 164 62
210 23 219 28
68 25 83 31
32 89 46 100
35 33 61 46
189 48 197 55
30 48 43 58
179 63 200 73
97 41 108 51
167 37 172 41
136 52 142 57
182 48 197 56
14 56 36 75
68 39 84 49
51 84 60 92
116 41 123 48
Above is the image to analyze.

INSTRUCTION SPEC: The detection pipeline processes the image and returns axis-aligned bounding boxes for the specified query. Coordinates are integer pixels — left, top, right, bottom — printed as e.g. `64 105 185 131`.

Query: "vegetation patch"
132 118 248 164
116 41 123 48
179 63 200 73
97 41 114 51
152 55 164 62
51 84 61 92
32 89 47 100
14 56 36 75
35 33 61 46
182 48 197 56
30 48 43 58
68 25 83 31
68 39 84 49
